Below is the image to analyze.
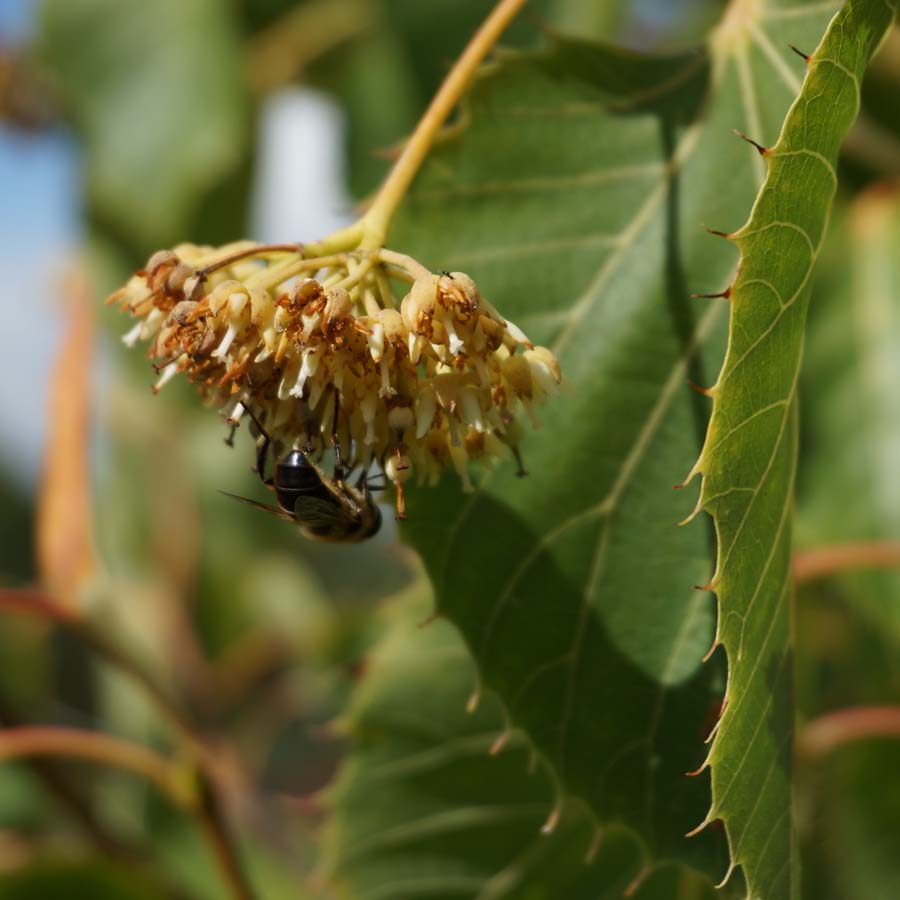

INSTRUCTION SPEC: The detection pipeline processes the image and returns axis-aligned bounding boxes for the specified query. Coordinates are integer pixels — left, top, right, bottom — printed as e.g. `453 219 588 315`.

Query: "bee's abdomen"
274 451 331 510
276 451 321 491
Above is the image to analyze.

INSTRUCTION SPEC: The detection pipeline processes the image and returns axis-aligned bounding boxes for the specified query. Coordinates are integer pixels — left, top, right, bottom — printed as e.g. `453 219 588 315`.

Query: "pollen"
108 241 563 516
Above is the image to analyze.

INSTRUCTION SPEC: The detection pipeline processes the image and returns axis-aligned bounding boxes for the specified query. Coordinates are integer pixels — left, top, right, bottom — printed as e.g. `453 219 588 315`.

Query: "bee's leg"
331 387 346 481
511 445 528 478
358 470 386 492
357 467 386 492
244 406 274 486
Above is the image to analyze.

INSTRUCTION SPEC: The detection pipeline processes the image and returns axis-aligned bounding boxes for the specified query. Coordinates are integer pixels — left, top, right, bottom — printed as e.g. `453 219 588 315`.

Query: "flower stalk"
107 0 554 524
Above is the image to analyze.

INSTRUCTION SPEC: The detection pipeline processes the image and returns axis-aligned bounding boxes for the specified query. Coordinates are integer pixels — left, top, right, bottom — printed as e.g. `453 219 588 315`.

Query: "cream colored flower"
109 241 562 519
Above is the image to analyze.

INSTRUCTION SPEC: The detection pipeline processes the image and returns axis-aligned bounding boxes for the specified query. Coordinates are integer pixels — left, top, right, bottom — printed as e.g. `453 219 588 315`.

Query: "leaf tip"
540 800 563 835
677 492 704 526
685 816 711 839
584 826 603 864
685 759 709 777
702 637 721 663
715 861 737 890
686 379 716 398
673 459 702 492
732 128 769 157
489 730 511 756
702 224 734 240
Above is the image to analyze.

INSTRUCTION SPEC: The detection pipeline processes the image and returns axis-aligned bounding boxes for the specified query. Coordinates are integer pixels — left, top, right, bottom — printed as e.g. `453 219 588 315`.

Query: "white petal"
122 321 143 348
214 323 238 359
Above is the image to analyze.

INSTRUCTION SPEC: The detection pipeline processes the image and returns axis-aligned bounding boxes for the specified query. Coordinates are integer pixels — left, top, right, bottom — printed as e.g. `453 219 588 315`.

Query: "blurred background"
0 0 898 898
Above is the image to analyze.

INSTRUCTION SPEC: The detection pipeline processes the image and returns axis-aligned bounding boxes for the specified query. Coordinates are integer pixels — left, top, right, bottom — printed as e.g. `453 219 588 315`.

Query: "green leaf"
0 860 167 900
803 741 900 900
38 0 248 250
795 589 900 899
690 1 898 897
325 594 718 899
798 185 900 644
388 0 841 885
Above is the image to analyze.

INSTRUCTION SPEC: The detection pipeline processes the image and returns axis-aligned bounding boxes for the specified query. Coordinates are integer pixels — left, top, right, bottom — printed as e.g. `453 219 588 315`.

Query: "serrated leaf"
388 0 841 884
691 1 898 897
325 595 718 900
799 184 900 643
38 0 247 249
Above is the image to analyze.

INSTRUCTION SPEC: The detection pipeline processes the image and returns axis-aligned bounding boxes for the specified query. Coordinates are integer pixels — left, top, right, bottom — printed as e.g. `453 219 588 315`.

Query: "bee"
222 407 382 543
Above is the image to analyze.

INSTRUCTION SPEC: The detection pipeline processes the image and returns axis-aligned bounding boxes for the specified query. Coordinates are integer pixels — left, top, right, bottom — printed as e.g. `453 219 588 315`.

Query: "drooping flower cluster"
109 241 562 517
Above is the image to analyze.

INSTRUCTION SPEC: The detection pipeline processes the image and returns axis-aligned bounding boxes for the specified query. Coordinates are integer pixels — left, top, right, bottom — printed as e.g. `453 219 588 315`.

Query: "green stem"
358 0 529 248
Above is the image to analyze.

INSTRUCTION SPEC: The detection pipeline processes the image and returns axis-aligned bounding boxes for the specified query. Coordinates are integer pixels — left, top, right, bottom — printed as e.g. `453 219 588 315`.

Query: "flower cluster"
109 241 562 517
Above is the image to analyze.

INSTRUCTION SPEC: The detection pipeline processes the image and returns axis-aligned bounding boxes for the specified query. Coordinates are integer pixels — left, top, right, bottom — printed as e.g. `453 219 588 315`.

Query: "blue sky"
1 0 81 487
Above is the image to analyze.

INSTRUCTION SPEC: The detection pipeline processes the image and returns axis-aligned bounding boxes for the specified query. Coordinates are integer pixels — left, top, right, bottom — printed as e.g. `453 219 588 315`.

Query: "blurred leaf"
0 859 167 900
0 764 48 829
35 271 95 610
842 27 900 183
326 593 718 898
316 24 421 200
38 0 248 250
802 741 900 900
546 0 631 40
0 474 35 585
548 0 721 49
692 1 896 896
393 0 842 883
246 0 377 96
378 0 548 95
795 583 900 718
799 183 900 644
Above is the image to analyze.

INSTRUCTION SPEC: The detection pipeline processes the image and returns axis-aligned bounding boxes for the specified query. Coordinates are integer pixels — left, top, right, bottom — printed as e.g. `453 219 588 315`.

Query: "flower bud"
385 453 413 484
502 355 533 399
165 262 195 298
401 274 438 337
323 287 353 345
388 404 415 434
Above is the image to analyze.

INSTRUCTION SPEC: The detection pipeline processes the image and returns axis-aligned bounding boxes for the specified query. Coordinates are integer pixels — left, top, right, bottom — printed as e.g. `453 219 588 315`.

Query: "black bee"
222 408 382 543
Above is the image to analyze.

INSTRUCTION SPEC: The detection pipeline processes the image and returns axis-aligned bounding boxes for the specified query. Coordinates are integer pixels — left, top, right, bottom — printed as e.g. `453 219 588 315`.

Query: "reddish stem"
793 541 900 583
0 588 75 623
799 706 900 758
0 725 184 801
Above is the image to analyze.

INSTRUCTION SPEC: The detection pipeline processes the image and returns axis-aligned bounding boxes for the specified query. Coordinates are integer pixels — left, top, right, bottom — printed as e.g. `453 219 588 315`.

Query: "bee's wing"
295 494 362 541
218 491 295 522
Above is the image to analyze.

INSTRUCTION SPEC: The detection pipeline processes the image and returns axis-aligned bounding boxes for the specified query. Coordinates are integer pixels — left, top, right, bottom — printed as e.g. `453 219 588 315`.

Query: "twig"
0 726 186 803
0 589 258 900
0 695 137 859
793 541 900 583
196 772 256 900
799 706 900 758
